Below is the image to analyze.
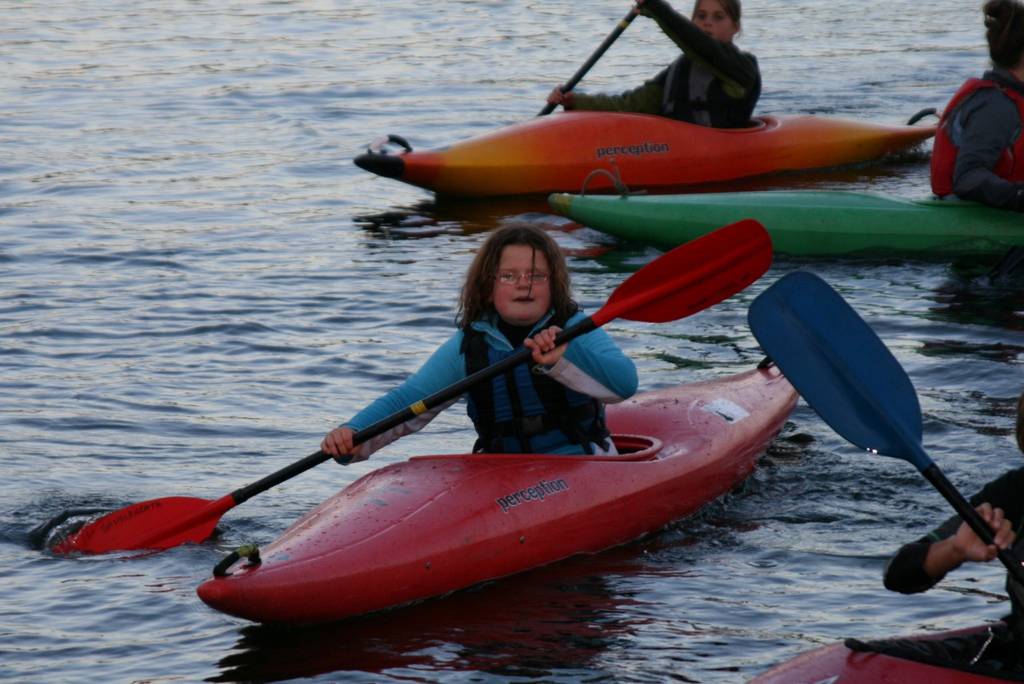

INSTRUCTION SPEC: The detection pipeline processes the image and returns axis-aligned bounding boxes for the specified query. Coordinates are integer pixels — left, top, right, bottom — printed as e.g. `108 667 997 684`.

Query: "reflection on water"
354 199 615 257
353 196 551 237
213 556 636 682
920 339 1024 364
930 268 1024 331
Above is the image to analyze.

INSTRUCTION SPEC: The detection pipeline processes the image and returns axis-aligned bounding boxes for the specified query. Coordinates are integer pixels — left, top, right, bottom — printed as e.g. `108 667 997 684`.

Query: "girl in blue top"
321 223 639 461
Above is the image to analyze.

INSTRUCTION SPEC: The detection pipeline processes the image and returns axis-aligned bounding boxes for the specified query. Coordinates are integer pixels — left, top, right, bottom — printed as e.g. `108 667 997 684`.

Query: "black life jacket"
462 316 610 454
660 54 760 129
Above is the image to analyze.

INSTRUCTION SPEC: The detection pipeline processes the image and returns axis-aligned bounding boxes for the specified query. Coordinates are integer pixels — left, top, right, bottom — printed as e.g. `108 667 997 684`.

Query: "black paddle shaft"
537 6 640 116
227 318 599 505
921 464 1024 586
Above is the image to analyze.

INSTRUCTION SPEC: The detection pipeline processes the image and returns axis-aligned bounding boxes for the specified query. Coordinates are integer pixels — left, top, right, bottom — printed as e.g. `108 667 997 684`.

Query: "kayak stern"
354 150 405 179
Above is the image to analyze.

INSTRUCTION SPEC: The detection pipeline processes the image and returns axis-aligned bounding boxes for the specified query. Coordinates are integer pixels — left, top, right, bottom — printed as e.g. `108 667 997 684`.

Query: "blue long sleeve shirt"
342 310 638 458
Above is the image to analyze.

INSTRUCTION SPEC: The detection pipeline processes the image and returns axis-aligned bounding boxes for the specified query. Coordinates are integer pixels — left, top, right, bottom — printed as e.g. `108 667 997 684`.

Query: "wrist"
947 537 971 564
924 537 965 578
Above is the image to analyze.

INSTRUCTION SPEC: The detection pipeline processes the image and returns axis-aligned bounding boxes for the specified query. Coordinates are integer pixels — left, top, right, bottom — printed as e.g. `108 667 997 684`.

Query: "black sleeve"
884 541 938 593
882 467 1024 594
642 0 760 96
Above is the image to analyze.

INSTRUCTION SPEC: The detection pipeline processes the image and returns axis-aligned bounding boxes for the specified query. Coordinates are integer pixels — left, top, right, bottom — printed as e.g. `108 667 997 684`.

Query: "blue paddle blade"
748 271 932 471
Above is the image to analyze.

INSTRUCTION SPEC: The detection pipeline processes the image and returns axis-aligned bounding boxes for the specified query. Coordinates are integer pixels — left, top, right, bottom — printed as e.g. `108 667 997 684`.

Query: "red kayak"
197 365 796 624
353 110 936 197
751 624 1019 683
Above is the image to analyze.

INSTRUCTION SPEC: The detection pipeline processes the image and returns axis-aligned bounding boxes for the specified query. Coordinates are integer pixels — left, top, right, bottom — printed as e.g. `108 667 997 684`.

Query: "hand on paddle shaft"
322 325 567 461
53 219 772 554
747 271 1024 588
539 3 643 116
923 502 1016 580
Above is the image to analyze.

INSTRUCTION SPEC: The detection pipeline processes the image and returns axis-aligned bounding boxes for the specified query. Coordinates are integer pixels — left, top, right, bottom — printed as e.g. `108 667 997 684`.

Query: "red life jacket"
930 77 1024 197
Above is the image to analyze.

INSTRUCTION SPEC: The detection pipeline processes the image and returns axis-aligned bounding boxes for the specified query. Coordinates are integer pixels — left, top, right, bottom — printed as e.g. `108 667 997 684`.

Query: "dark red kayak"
752 624 1021 683
198 366 795 624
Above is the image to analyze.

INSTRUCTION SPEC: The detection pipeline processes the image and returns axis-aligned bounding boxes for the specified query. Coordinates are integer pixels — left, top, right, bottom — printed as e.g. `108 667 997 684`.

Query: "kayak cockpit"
410 433 663 464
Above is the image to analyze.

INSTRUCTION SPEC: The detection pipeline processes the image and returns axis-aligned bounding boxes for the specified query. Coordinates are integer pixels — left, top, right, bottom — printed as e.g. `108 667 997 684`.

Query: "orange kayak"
354 111 936 197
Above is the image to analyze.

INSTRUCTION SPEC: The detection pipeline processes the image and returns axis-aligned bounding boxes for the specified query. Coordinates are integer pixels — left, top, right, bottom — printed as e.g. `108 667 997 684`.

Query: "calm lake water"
3 1 1023 682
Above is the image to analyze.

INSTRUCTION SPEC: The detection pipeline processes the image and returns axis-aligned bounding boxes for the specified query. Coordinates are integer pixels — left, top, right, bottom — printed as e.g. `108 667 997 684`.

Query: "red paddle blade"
593 219 772 326
52 496 230 554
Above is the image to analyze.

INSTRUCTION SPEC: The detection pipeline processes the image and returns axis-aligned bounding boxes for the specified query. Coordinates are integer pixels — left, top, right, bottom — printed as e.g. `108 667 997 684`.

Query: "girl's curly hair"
456 222 576 331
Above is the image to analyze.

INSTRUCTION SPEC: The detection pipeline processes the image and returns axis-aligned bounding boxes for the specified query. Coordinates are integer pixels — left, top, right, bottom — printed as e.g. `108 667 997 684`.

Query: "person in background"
321 222 638 462
881 390 1024 672
931 0 1024 210
546 0 760 129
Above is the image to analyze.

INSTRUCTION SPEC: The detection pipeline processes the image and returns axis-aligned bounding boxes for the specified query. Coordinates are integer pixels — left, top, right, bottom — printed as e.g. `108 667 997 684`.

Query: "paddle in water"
747 271 1024 586
986 246 1024 284
53 218 773 555
537 4 640 117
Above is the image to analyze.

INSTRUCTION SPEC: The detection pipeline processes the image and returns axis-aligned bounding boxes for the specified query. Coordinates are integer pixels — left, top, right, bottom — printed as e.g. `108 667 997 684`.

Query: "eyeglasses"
495 270 550 286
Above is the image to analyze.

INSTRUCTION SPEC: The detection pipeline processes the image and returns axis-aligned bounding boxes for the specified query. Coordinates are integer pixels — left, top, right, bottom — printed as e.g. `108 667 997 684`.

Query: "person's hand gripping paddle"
539 4 641 116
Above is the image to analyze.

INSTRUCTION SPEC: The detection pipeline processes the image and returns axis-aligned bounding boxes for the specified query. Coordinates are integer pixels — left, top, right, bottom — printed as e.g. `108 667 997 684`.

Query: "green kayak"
548 190 1024 257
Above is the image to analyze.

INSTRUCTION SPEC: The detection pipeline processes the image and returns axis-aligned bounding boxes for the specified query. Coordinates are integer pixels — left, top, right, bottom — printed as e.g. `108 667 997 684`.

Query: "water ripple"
1 1 1018 682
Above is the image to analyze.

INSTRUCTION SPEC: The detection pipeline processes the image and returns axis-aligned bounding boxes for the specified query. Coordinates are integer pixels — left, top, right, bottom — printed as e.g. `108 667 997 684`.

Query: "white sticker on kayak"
703 399 749 423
